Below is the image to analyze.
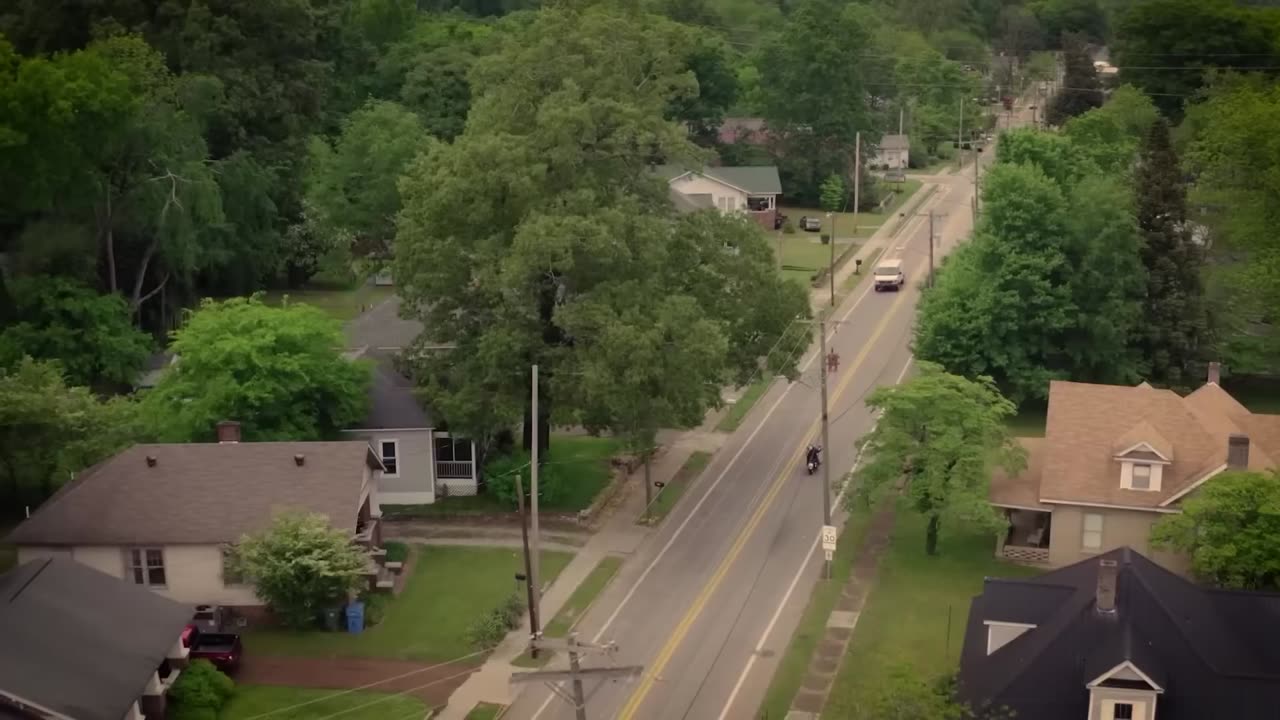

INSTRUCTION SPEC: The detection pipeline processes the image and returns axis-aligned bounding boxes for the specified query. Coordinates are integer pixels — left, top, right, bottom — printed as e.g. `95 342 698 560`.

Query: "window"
1130 464 1151 490
434 437 474 463
1113 703 1134 720
380 440 399 477
221 544 245 586
127 548 166 586
1082 514 1104 551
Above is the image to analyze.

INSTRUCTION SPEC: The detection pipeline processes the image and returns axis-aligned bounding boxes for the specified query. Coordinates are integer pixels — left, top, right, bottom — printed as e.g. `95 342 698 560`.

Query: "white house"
873 134 910 170
658 165 783 229
7 427 389 615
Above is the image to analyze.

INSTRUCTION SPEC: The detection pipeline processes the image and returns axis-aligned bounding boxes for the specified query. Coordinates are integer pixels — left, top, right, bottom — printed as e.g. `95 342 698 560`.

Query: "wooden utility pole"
514 471 541 655
530 365 542 625
928 213 936 288
958 96 964 159
513 634 643 720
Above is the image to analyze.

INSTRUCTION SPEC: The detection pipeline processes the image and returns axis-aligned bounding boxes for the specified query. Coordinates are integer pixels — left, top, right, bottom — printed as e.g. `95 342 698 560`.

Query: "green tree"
995 5 1044 58
1044 36 1101 126
141 297 370 442
1151 471 1280 590
230 512 369 628
0 276 151 388
668 34 739 147
394 4 808 453
304 99 432 267
1133 119 1207 388
0 358 138 514
1032 0 1107 45
759 0 887 203
1061 85 1159 174
819 173 846 214
850 362 1023 555
1113 0 1280 117
847 666 1013 719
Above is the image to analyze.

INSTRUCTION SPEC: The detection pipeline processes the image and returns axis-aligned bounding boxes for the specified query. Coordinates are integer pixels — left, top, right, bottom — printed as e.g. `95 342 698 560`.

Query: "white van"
873 258 905 292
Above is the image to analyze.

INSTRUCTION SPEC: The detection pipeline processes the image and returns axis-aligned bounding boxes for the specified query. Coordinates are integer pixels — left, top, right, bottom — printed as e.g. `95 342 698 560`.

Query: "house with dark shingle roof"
0 557 194 720
7 424 390 613
342 296 478 505
657 164 783 229
992 363 1280 571
958 547 1280 720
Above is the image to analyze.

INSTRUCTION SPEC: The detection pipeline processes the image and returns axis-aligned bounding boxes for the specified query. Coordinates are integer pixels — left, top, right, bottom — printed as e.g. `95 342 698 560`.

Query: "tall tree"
141 296 370 442
1032 0 1107 46
1133 119 1207 387
394 3 808 452
1151 471 1280 590
1113 0 1280 117
850 363 1023 555
1061 85 1159 175
1044 36 1102 126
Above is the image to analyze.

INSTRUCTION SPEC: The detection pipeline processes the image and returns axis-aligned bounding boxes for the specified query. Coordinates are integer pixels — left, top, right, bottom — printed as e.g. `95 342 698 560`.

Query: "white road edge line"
715 353 914 720
529 191 942 719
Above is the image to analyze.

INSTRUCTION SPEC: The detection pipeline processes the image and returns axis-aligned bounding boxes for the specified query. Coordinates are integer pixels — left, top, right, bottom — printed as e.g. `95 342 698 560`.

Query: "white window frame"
379 439 401 478
1112 702 1135 720
1082 513 1104 551
1130 463 1151 490
126 547 167 587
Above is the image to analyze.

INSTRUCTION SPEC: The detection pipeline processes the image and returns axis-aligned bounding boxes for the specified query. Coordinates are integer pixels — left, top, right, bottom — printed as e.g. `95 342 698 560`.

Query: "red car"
181 624 243 673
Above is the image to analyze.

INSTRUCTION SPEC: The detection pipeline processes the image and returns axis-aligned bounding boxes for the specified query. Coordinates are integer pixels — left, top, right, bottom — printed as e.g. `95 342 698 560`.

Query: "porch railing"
436 460 474 479
1001 544 1050 565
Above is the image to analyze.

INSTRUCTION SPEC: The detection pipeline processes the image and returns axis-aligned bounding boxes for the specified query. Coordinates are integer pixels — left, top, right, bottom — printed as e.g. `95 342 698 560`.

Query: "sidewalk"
435 419 729 719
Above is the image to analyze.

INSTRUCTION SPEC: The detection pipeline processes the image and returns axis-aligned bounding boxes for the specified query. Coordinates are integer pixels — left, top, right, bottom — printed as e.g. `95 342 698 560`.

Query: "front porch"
995 507 1052 566
747 194 779 229
433 433 478 496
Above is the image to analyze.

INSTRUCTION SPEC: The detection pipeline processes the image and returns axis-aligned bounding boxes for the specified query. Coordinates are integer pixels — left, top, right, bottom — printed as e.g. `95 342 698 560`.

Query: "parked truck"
181 623 243 673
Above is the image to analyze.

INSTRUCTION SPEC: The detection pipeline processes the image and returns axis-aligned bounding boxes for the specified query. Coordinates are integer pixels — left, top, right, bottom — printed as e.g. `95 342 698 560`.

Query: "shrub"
820 233 831 244
169 660 234 720
465 592 527 650
361 592 392 627
230 512 368 628
384 541 410 563
782 218 797 234
483 451 567 508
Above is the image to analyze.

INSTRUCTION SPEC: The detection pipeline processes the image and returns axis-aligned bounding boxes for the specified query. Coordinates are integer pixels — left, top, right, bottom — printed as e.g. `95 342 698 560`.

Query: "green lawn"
380 435 622 516
1007 403 1047 438
640 451 713 525
823 514 1036 718
543 556 623 638
781 180 923 239
219 685 426 720
717 378 772 433
260 283 395 322
465 702 505 720
757 507 872 719
776 234 856 286
245 546 573 662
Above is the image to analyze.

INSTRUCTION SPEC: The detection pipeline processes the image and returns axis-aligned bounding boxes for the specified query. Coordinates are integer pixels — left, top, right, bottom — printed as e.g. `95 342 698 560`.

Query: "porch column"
470 441 479 485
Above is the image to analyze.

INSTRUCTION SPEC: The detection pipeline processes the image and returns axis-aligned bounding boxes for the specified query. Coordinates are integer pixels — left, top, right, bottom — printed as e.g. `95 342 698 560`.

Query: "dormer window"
1130 464 1151 490
1120 460 1163 491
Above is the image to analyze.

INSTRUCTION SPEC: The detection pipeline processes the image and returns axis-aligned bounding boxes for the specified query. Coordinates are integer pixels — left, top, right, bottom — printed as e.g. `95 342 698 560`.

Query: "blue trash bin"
346 601 365 634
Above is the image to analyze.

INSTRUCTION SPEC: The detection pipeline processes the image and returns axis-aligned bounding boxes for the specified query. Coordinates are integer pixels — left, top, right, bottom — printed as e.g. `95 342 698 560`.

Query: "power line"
309 666 480 720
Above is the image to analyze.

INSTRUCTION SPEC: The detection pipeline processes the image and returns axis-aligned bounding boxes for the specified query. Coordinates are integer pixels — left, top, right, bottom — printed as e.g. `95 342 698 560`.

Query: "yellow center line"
616 283 916 720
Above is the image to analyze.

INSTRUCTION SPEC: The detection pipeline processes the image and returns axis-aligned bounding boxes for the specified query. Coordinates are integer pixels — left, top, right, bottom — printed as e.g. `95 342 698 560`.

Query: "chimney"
216 421 241 444
294 454 305 467
1207 361 1221 385
1097 559 1118 614
1228 434 1250 470
145 455 157 468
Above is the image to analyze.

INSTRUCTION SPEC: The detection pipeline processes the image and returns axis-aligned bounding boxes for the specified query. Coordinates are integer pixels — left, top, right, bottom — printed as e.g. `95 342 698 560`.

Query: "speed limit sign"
821 525 837 552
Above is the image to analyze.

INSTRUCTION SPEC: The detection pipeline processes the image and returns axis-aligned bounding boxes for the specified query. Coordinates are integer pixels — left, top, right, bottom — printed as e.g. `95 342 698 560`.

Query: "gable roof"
0 558 192 720
669 187 715 214
656 164 783 195
7 442 381 546
959 547 1280 720
345 350 433 430
1001 379 1280 510
879 133 910 151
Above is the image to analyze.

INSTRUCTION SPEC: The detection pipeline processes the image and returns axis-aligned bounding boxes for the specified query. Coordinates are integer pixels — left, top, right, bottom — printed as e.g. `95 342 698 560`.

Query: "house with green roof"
657 165 783 230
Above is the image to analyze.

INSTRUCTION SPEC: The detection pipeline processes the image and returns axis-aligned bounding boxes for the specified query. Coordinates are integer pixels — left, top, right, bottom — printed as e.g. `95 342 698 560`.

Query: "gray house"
343 296 477 505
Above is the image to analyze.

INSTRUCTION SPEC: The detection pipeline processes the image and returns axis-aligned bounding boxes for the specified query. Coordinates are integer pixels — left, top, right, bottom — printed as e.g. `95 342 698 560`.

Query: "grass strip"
717 378 772 433
638 451 713 526
510 555 624 668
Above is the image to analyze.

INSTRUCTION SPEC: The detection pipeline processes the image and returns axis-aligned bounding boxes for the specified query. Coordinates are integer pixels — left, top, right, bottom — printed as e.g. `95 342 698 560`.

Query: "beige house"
991 364 1280 570
7 423 391 616
657 164 783 229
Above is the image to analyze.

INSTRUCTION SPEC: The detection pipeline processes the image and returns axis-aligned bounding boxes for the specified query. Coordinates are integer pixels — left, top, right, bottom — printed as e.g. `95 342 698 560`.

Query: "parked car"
799 216 822 232
182 624 243 673
774 213 788 230
873 258 905 292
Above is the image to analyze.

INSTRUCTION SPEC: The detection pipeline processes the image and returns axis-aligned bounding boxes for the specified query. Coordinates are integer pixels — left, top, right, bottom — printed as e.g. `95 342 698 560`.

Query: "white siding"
20 544 261 605
671 174 748 213
347 429 435 505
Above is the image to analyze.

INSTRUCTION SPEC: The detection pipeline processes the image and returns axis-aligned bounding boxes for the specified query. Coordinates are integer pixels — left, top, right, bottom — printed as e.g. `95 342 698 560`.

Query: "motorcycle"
805 447 821 475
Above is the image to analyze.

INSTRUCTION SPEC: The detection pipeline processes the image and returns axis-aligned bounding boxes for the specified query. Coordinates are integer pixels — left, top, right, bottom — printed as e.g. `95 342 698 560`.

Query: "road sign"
821 525 837 552
825 550 833 562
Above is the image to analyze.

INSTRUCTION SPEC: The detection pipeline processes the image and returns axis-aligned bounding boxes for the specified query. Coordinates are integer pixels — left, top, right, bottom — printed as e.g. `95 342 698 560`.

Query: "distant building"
657 165 783 230
873 134 910 170
717 117 769 146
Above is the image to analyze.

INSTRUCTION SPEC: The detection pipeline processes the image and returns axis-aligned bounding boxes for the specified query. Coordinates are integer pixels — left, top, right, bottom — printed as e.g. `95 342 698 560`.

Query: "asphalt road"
507 115 1020 720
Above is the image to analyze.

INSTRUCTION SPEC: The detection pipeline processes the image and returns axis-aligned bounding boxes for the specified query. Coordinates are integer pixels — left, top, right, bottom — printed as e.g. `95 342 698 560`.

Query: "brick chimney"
1207 361 1221 385
216 421 241 444
1097 559 1118 615
1228 434 1250 470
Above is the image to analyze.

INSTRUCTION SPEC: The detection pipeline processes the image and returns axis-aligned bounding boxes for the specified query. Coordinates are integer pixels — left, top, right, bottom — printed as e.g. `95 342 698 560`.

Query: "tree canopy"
1151 471 1280 591
850 362 1023 555
141 296 370 442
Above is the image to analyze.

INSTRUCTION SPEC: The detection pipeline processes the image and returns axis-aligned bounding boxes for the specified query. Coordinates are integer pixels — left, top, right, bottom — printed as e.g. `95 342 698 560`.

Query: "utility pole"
973 139 980 225
514 471 540 655
852 131 861 245
818 318 833 579
958 96 964 162
530 365 542 626
928 212 936 288
513 634 643 720
899 107 904 135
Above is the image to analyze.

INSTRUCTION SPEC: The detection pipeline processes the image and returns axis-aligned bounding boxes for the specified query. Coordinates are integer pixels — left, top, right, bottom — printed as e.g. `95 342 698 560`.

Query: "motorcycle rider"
806 444 822 469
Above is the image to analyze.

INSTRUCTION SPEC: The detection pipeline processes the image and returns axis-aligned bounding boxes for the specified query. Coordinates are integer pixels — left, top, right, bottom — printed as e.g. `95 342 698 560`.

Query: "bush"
384 541 409 563
820 233 831 244
465 592 527 650
360 592 392 627
169 660 234 720
782 218 797 234
483 451 567 508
